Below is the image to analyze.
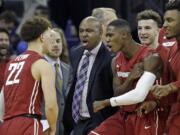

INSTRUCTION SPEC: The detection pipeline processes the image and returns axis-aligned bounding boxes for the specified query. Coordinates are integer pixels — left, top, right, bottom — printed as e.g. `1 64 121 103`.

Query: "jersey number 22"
5 61 25 86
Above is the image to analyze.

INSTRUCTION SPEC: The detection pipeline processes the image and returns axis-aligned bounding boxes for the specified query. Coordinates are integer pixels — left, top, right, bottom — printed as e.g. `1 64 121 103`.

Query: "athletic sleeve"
110 71 156 107
0 87 4 122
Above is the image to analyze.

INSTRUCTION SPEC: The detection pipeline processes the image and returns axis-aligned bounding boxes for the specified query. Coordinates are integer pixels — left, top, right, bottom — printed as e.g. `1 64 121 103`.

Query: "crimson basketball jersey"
3 50 43 120
0 59 9 89
115 45 153 112
115 45 152 80
167 44 180 121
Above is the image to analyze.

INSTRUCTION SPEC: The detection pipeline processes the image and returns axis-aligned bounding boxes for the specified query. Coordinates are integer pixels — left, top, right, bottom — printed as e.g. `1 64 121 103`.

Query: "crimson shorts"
88 109 165 135
0 116 43 135
168 115 180 135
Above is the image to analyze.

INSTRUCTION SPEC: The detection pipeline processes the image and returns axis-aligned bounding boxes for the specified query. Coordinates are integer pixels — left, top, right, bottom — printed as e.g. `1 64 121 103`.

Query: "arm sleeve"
0 87 4 122
110 71 156 107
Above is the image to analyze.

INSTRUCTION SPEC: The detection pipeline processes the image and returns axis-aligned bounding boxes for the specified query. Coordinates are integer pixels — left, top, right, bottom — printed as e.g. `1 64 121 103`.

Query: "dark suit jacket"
63 44 117 135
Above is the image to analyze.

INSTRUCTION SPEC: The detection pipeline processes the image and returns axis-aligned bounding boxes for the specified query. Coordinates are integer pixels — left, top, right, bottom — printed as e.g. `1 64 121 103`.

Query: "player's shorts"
168 115 180 135
88 109 164 135
0 116 43 135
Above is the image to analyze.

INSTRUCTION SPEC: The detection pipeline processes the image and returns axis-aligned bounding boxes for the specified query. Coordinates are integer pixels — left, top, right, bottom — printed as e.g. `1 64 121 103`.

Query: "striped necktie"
72 51 91 123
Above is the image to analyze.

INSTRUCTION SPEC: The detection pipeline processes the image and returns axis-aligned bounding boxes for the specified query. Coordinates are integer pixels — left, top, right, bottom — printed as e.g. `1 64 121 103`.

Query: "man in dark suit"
63 16 116 135
41 29 70 135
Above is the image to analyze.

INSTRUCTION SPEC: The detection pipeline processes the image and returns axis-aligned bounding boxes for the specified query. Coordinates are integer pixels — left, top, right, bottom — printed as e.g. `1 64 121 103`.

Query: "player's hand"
136 101 157 116
151 84 173 99
129 63 143 80
93 101 106 112
93 99 110 113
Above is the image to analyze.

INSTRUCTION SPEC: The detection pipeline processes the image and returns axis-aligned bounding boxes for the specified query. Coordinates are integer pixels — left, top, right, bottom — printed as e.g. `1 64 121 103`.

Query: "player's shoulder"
32 59 52 71
144 52 161 62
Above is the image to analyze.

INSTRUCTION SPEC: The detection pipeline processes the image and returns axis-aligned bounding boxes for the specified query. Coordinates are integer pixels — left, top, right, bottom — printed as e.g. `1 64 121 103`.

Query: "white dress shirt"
44 55 63 80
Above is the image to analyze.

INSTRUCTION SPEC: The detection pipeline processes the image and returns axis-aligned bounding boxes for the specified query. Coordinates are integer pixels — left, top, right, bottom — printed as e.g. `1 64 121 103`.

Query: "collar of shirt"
44 55 63 79
44 55 61 66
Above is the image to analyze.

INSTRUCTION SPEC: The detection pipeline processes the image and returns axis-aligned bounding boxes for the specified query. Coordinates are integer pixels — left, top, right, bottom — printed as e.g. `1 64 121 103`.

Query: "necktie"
54 63 63 95
72 51 91 123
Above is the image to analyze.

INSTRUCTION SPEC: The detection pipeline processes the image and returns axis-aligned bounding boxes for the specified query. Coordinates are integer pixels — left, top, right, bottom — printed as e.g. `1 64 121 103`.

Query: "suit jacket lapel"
73 47 84 77
88 44 104 93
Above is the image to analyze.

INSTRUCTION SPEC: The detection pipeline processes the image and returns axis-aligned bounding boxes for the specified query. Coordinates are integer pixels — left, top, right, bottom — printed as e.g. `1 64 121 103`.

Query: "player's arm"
109 53 162 106
32 59 58 135
93 54 161 112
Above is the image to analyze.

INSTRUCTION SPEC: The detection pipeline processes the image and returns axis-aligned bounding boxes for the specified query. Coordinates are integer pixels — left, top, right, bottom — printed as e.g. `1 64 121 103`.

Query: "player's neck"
150 36 158 49
149 43 158 49
123 40 140 60
27 41 43 56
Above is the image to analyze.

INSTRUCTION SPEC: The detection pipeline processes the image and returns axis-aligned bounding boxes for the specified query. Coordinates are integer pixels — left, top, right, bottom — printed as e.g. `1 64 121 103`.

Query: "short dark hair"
0 28 9 36
20 16 51 42
108 19 131 33
0 10 18 25
136 10 162 28
166 0 180 11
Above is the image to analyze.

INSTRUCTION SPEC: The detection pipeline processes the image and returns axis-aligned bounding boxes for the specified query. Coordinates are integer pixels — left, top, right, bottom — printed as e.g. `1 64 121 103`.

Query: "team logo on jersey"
162 41 175 47
117 71 130 78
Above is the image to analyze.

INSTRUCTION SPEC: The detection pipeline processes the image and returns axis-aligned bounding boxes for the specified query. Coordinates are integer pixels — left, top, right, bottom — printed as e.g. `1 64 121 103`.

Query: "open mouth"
140 36 149 41
82 40 88 46
107 44 112 49
106 44 112 51
108 45 112 49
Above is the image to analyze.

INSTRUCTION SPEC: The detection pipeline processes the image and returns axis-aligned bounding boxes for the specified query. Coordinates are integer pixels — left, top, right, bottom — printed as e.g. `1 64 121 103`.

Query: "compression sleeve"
0 87 4 122
110 71 156 107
